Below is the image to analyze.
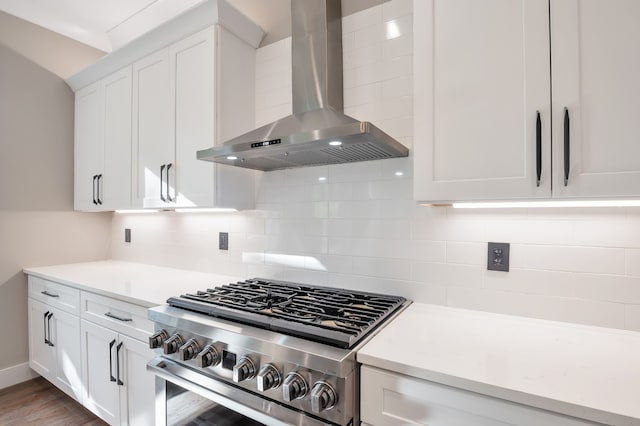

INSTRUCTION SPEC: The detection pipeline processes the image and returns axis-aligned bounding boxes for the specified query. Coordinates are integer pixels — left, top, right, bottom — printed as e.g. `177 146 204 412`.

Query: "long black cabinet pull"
160 164 166 202
92 175 98 205
43 311 50 345
97 174 103 205
536 111 542 187
116 342 124 386
564 108 570 186
104 312 133 322
41 290 59 298
46 312 54 347
109 339 117 382
166 163 173 202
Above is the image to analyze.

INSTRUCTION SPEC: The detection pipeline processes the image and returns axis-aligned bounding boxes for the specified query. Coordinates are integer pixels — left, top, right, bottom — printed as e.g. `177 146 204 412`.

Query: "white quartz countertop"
358 303 640 425
24 260 241 307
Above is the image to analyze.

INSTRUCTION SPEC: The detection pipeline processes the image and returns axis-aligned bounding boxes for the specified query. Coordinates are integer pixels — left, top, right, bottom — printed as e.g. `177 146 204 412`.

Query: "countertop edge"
24 268 161 308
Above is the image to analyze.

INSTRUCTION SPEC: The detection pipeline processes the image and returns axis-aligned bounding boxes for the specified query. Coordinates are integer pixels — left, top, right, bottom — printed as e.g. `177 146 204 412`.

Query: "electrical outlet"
219 232 229 250
125 228 131 243
487 242 509 272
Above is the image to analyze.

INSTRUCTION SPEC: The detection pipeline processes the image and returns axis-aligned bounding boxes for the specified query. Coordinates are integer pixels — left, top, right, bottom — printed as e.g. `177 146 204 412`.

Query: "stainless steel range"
147 278 409 426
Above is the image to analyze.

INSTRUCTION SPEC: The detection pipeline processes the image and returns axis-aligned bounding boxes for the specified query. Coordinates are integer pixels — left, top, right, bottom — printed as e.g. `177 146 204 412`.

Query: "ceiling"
0 0 386 80
0 0 386 53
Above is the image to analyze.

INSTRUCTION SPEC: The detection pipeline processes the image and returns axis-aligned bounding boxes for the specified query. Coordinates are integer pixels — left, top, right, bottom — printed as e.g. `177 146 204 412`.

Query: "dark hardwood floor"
0 377 106 426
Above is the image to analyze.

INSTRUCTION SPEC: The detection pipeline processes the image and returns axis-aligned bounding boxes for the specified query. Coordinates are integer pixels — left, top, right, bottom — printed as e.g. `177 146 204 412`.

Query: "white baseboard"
0 362 39 390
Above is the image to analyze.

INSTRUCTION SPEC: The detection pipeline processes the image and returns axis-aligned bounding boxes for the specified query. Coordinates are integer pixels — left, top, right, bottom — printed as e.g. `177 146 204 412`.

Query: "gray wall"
0 44 111 370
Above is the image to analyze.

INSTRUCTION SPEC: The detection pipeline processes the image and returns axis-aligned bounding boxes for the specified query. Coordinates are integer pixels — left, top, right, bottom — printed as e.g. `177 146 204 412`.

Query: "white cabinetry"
75 66 132 211
414 0 640 203
361 366 598 426
550 0 640 198
80 292 155 426
27 277 83 402
132 26 256 209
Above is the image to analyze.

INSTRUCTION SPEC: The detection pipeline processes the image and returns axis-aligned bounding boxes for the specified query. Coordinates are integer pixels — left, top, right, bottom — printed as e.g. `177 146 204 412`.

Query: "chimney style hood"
197 0 409 171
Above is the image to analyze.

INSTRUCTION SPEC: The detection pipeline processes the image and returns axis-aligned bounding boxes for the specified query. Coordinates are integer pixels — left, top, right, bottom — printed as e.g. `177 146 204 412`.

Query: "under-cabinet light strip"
450 200 640 209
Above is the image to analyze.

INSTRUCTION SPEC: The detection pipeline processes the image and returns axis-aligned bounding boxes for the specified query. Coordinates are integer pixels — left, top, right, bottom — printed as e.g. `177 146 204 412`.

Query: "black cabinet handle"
104 312 133 322
46 312 54 347
43 311 50 345
97 174 103 205
166 163 173 202
109 339 117 382
160 164 166 202
116 342 124 386
92 175 98 205
41 290 59 298
536 111 542 187
564 107 570 186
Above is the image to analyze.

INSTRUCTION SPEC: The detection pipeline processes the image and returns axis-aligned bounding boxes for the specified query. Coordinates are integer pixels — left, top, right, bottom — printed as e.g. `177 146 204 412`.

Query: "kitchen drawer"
360 366 599 426
81 291 153 341
28 276 80 315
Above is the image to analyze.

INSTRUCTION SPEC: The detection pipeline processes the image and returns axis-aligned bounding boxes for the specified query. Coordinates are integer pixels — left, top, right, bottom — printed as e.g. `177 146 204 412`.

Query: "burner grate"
167 278 406 348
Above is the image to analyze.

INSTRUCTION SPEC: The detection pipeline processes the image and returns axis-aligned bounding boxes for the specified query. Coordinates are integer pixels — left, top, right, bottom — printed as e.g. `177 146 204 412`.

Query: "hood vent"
197 0 409 171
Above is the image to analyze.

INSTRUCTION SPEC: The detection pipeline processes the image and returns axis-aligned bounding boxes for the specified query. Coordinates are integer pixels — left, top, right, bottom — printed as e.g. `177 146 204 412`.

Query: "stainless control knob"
178 338 200 361
232 357 256 383
148 329 169 349
162 334 184 355
282 372 308 401
256 364 281 392
310 381 337 413
196 344 221 368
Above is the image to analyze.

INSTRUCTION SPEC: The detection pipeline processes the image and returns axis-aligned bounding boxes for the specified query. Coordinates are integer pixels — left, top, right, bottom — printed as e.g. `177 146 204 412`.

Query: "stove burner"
167 278 406 348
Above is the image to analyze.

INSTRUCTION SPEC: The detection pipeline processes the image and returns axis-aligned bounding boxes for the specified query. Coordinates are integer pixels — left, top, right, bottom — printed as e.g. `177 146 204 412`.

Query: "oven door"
147 357 333 426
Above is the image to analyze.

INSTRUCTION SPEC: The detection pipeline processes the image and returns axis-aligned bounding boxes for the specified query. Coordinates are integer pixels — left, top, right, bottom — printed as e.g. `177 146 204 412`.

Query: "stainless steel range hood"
197 0 409 172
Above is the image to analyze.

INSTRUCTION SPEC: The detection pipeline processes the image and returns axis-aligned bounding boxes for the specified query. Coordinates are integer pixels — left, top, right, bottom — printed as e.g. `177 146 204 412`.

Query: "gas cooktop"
166 278 407 349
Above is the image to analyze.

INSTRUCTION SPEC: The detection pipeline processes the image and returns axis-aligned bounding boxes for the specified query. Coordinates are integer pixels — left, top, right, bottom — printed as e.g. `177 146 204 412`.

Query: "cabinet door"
361 366 598 426
50 308 83 402
170 27 215 207
551 0 640 198
28 299 55 379
81 320 120 425
413 0 551 203
132 49 172 208
102 66 133 210
118 334 156 426
74 81 104 210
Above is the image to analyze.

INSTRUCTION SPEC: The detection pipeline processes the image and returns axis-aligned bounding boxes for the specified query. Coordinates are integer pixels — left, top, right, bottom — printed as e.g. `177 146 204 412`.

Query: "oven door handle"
147 357 331 426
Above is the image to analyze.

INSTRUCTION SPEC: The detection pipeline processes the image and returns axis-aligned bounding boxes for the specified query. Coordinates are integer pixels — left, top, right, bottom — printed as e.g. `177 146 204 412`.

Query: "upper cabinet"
550 0 640 198
75 66 132 211
132 26 256 209
70 0 263 211
414 0 640 203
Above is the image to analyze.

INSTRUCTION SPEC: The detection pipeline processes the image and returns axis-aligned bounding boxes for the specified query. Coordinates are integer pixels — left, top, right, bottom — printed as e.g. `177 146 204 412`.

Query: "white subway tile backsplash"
382 0 413 22
627 249 640 276
515 245 626 275
626 305 640 331
342 5 383 33
383 15 413 40
353 257 412 280
343 45 382 70
446 242 486 266
110 2 640 333
576 274 640 304
446 286 626 329
485 269 576 298
344 82 382 107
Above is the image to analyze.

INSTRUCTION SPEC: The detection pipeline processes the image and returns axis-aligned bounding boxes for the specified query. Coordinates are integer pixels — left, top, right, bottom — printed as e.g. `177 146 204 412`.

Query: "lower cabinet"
27 274 156 426
28 298 83 402
360 366 598 426
81 320 155 426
